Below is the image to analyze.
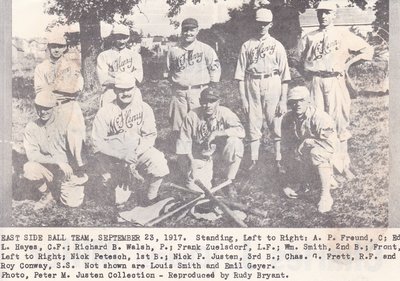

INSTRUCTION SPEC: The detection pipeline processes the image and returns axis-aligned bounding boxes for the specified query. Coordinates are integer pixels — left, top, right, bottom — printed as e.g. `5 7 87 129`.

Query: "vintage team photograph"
10 0 389 227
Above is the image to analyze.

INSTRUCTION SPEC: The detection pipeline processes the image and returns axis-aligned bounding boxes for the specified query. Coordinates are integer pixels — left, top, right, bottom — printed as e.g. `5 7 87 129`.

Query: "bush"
12 76 35 99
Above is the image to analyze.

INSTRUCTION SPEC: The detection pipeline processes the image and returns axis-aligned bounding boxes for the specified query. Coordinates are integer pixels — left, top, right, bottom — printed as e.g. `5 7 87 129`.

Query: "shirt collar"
319 25 335 32
180 39 197 51
258 33 271 41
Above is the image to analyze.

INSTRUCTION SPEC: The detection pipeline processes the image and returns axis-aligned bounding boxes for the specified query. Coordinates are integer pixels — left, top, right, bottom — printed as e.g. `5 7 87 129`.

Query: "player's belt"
309 71 343 78
173 83 208 90
57 98 76 105
248 71 279 79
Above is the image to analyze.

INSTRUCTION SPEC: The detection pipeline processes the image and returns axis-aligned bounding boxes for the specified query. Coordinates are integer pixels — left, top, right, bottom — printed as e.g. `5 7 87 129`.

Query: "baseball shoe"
275 161 286 174
101 172 112 185
248 160 258 171
67 173 89 185
329 176 340 189
318 192 333 213
283 187 298 199
34 191 56 210
343 168 355 181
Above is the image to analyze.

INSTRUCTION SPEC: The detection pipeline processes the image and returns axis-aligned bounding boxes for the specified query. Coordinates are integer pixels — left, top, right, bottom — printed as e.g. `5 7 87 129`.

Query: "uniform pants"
22 161 85 207
281 143 333 188
94 147 169 188
169 86 208 132
187 136 244 190
56 101 86 167
310 75 351 172
245 75 282 160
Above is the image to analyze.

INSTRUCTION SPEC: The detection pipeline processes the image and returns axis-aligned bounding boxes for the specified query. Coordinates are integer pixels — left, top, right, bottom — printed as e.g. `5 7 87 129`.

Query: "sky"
12 0 246 39
12 0 377 39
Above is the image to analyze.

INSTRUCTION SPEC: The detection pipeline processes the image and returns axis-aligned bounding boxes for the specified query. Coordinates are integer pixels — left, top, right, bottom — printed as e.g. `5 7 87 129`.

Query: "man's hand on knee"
23 162 54 182
57 162 73 180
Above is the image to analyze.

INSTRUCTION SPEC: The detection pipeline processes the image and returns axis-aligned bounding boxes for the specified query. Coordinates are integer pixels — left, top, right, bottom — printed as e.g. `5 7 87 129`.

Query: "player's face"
115 87 134 105
48 44 66 60
200 99 219 117
35 105 54 123
113 34 129 50
181 27 199 44
317 10 336 28
256 21 272 36
288 99 308 116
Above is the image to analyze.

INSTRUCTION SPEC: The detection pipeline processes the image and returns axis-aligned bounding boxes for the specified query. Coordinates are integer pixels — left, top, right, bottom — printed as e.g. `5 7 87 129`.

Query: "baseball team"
19 2 373 216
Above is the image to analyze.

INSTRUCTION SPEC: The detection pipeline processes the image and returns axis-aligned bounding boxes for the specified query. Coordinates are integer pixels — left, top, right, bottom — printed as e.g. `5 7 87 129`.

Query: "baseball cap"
114 72 136 89
316 1 337 11
256 8 273 22
181 18 199 29
287 86 310 101
200 88 220 102
47 32 67 45
110 24 130 37
35 91 57 108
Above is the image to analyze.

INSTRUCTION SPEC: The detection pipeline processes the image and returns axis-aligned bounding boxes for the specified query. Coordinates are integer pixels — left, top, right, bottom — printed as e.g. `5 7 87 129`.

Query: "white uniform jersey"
235 34 291 81
176 106 245 155
34 56 84 96
167 40 221 87
92 96 156 159
97 47 143 87
23 109 70 164
299 27 373 73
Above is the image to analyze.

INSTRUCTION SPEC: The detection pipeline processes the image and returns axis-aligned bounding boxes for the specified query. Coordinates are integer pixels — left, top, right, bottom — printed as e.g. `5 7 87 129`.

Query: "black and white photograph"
8 0 389 228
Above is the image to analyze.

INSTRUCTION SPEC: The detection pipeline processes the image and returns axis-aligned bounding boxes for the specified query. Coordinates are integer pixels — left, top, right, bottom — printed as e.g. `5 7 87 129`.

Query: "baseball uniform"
23 105 86 208
34 56 86 167
176 106 245 188
298 27 373 172
92 95 169 191
282 105 337 169
167 40 221 131
235 33 291 161
97 47 143 106
281 103 338 212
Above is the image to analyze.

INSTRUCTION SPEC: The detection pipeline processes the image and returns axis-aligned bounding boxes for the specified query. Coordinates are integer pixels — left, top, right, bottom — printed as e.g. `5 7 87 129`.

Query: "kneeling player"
22 91 88 210
92 74 169 206
176 88 245 197
281 86 338 213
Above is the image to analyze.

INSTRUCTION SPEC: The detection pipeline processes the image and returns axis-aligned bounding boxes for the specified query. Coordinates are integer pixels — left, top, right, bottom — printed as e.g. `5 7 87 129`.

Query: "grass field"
11 60 389 228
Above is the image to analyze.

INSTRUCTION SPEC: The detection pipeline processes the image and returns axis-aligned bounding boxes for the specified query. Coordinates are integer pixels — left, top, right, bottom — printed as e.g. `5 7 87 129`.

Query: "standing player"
97 24 143 106
234 8 291 172
34 31 86 174
297 1 373 178
167 18 221 141
92 74 169 206
176 88 245 197
22 91 88 210
281 86 338 213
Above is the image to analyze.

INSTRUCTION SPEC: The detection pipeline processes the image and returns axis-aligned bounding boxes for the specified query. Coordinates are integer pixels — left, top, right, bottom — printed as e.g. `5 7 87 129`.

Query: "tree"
372 0 389 43
45 0 142 91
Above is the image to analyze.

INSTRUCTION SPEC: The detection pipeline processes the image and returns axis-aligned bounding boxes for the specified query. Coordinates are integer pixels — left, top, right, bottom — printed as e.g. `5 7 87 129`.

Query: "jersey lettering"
308 39 340 61
197 118 225 144
110 108 143 135
249 43 276 64
46 65 73 84
174 51 203 71
109 56 134 72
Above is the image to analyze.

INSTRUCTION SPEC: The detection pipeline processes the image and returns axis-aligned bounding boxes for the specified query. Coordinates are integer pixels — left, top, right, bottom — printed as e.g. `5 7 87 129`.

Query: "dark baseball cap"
182 18 198 28
200 88 220 102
